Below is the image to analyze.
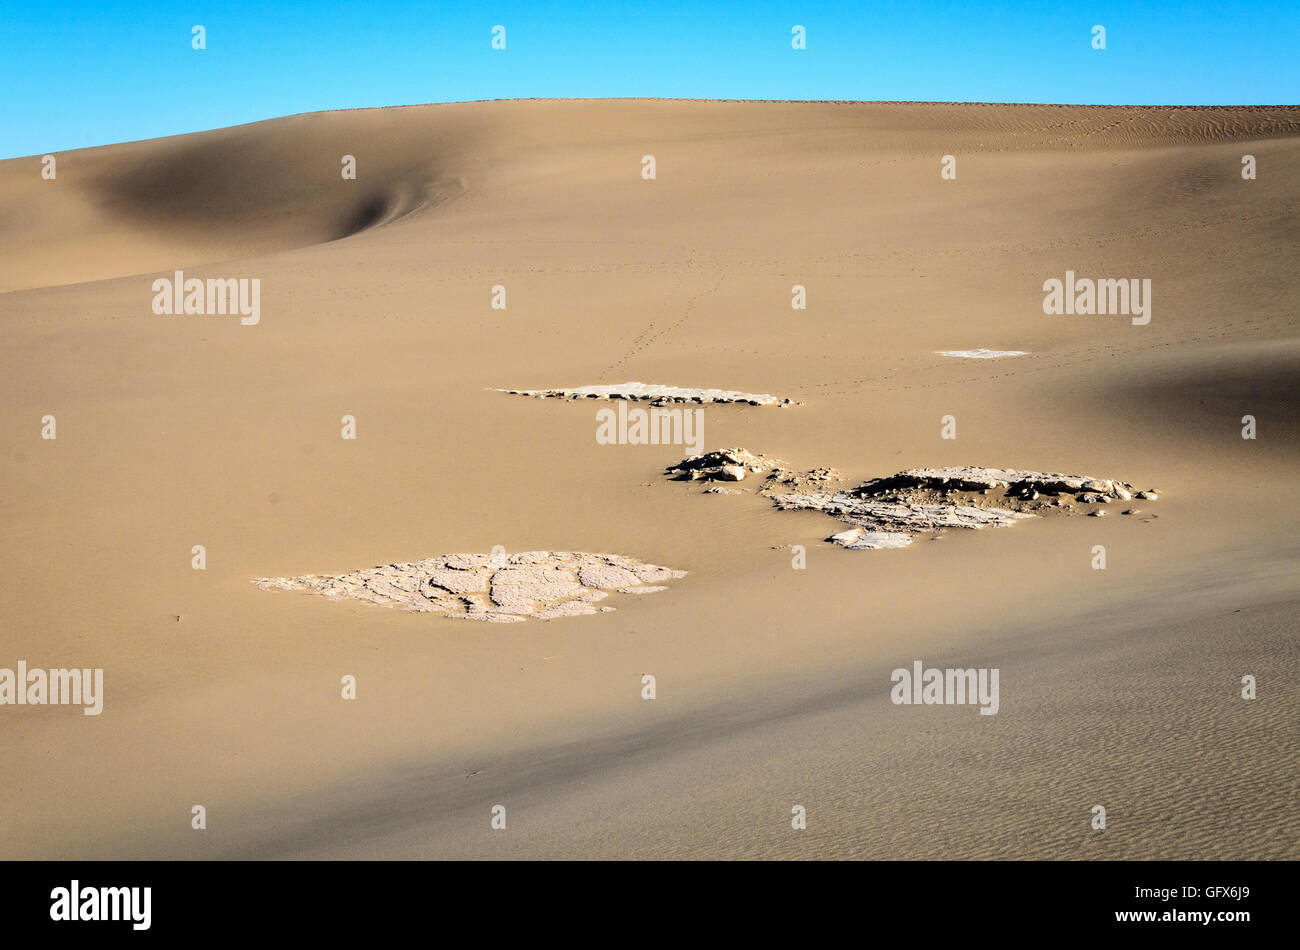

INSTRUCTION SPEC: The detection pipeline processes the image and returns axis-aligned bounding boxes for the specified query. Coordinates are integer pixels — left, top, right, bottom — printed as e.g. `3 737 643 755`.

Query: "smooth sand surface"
1 100 1296 859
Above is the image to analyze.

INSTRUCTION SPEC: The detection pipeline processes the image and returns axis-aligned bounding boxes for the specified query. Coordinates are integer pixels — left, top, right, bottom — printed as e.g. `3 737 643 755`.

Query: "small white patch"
828 528 914 550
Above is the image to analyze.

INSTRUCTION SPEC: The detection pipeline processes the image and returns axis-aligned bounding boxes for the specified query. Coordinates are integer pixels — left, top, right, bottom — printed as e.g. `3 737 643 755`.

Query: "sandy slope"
0 100 1296 859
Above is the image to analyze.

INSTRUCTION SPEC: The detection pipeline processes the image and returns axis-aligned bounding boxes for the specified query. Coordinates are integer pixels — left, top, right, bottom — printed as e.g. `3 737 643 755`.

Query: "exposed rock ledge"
668 454 1160 550
666 447 783 482
771 492 1033 547
857 467 1132 496
769 466 1159 549
253 551 686 623
495 382 797 407
666 448 841 490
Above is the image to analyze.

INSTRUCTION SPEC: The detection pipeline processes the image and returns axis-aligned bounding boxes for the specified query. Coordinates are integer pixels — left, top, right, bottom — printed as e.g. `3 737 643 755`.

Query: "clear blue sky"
2 0 1296 159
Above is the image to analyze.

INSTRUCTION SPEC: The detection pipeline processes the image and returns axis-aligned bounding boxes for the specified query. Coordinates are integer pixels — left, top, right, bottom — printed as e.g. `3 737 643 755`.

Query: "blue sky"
2 1 1296 158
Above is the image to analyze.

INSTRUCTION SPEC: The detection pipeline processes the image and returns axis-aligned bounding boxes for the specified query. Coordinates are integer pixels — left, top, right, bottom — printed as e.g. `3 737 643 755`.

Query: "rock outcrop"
853 467 1136 498
667 452 1161 551
665 447 782 482
770 491 1033 533
773 466 1159 548
254 551 686 622
495 382 797 407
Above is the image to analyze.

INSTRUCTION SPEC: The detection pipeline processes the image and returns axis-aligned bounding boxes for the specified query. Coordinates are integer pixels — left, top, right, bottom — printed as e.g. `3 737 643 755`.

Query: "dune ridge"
3 100 1299 293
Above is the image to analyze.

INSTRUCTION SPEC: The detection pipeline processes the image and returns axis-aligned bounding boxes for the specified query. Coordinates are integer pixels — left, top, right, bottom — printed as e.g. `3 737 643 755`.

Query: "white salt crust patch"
937 349 1029 359
495 381 796 406
254 552 686 623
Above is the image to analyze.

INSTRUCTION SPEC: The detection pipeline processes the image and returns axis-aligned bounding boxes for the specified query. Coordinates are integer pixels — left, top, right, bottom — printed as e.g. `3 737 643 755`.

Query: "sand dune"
3 101 1298 293
0 100 1295 860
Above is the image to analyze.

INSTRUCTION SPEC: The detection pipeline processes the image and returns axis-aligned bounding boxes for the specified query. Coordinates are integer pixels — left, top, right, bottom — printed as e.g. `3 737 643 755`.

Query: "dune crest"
4 100 1298 292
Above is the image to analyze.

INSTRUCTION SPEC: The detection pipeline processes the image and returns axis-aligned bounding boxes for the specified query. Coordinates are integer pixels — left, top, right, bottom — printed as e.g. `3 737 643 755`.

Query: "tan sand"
0 100 1296 859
